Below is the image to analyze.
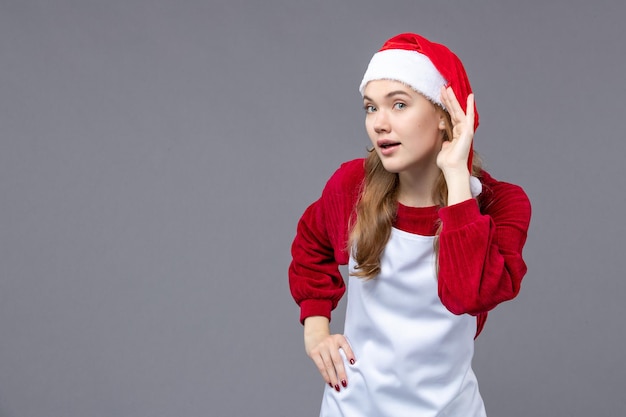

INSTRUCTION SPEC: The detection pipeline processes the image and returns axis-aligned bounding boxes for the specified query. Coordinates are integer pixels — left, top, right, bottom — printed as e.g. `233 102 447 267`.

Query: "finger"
329 345 348 389
337 342 356 389
442 86 464 121
320 351 341 391
466 93 475 128
339 339 356 366
311 353 333 386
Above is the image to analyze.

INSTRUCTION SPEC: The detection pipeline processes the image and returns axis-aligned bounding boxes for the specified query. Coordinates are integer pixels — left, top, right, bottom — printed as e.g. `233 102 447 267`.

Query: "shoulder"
323 158 366 197
478 170 531 219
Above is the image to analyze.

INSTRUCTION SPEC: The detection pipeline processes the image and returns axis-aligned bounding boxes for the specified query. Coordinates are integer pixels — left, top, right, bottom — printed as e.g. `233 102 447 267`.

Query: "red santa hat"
359 33 479 179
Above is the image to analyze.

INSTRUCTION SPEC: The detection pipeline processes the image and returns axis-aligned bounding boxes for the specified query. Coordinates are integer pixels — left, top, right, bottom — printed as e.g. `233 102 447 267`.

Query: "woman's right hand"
303 316 355 392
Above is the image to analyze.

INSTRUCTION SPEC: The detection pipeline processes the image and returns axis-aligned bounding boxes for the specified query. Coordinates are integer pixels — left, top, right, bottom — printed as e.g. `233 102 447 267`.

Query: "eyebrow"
363 90 412 101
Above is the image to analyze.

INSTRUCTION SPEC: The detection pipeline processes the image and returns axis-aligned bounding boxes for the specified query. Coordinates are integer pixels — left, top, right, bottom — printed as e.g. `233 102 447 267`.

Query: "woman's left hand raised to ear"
437 86 475 205
437 86 475 174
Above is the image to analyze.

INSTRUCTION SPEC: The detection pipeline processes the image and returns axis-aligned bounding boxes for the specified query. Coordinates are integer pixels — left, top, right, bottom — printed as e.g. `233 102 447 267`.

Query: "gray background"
1 0 625 416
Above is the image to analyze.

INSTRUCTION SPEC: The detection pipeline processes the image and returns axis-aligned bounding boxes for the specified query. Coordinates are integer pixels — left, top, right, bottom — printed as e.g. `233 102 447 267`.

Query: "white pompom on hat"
360 33 480 191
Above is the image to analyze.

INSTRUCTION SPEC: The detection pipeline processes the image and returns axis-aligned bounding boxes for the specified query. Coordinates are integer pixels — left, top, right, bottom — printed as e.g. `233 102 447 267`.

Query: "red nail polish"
329 382 333 388
334 384 340 392
341 379 347 388
349 359 355 365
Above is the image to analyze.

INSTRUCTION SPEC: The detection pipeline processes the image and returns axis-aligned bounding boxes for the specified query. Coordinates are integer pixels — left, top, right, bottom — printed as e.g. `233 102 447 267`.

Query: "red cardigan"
289 159 531 337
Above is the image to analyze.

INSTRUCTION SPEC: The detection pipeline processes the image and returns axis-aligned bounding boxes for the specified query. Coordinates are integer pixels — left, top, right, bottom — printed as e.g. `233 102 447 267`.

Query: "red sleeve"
437 172 531 316
289 160 364 324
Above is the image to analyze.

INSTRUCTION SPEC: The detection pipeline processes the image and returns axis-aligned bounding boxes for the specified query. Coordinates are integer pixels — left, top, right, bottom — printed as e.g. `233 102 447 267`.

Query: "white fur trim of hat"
359 49 448 109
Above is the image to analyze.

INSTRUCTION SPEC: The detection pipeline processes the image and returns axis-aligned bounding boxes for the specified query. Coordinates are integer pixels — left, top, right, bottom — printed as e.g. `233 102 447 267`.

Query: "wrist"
304 316 330 335
443 170 473 206
441 166 470 182
304 316 331 354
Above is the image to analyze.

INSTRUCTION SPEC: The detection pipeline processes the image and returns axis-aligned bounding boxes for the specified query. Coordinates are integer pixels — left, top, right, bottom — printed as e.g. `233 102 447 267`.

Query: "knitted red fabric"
289 159 531 337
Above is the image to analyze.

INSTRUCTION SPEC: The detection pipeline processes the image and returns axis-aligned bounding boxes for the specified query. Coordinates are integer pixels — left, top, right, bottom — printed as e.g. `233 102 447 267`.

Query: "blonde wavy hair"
348 107 482 279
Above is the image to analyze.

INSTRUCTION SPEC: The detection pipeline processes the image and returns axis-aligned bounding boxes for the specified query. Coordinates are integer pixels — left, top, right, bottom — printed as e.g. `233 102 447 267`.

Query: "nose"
373 109 390 134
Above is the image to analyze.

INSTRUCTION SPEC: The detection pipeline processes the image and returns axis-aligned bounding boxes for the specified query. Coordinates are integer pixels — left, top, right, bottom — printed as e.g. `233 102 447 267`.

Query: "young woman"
289 33 531 417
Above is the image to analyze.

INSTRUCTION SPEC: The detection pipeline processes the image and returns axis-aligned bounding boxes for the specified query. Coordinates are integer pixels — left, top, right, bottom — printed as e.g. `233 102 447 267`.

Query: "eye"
363 104 376 113
393 102 407 110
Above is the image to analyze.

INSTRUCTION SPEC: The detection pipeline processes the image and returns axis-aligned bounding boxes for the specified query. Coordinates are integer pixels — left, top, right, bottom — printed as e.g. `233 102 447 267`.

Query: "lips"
377 139 400 148
377 139 400 155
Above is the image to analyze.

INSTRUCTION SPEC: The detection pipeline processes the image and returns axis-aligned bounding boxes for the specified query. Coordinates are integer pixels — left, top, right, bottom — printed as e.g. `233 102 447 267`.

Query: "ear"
438 114 447 131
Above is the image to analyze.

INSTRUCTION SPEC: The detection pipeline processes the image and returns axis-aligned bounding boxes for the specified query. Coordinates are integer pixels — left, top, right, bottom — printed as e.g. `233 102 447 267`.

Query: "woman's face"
363 79 445 177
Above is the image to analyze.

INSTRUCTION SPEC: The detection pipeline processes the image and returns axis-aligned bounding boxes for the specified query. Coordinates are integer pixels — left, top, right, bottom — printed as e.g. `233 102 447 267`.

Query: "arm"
289 159 363 323
436 87 531 315
290 199 354 390
289 160 364 389
437 180 531 315
289 197 346 323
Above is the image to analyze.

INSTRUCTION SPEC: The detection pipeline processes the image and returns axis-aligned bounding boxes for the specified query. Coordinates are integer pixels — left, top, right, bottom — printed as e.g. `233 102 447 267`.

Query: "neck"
396 165 441 207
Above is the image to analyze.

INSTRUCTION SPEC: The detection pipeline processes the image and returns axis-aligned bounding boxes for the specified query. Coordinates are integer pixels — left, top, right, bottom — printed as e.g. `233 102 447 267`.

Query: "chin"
378 159 405 174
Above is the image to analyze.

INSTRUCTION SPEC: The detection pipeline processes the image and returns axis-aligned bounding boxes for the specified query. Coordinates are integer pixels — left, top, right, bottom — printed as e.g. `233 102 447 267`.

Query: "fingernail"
334 384 340 392
349 358 355 365
341 379 347 388
329 382 333 388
